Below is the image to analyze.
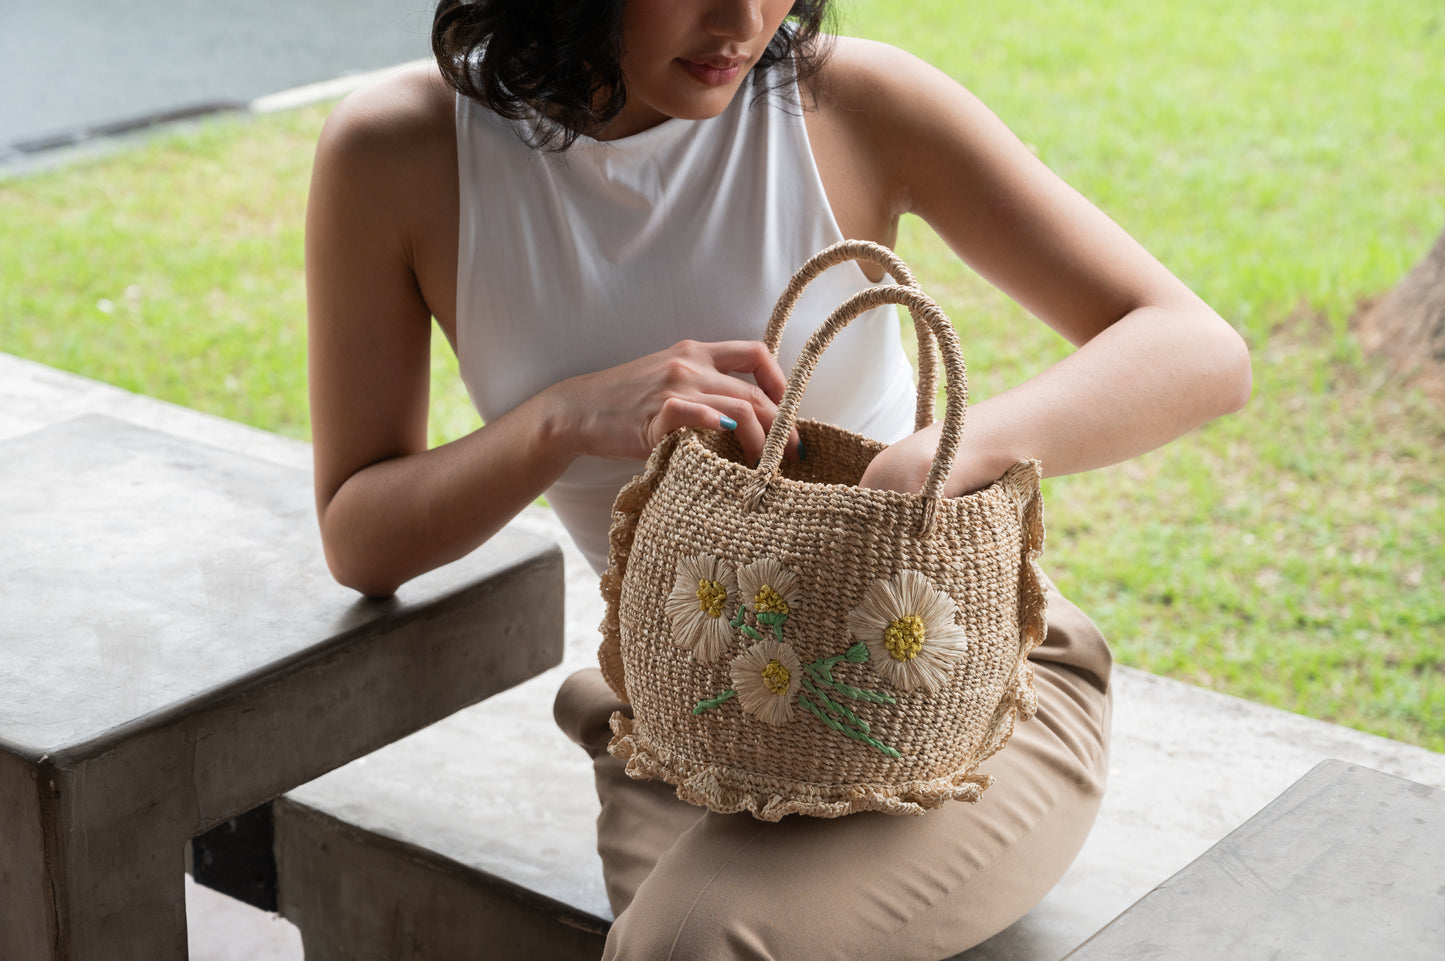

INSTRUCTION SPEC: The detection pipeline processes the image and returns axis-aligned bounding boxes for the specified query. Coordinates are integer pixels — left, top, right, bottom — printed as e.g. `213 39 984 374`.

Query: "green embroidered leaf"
693 689 737 714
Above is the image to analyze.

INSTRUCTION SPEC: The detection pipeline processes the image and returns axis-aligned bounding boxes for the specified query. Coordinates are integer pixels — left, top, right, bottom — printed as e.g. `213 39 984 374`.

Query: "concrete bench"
1064 759 1445 961
272 504 1445 961
0 379 562 960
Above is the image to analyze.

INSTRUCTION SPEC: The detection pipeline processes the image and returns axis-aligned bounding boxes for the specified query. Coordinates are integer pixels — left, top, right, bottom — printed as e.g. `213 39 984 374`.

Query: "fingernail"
797 439 807 461
719 415 738 431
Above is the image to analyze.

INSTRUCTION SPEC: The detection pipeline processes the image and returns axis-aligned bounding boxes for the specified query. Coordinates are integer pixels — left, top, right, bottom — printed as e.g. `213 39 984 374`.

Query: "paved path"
0 0 432 161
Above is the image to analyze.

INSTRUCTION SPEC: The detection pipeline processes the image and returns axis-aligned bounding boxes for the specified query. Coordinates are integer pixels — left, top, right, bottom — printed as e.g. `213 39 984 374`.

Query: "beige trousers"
554 582 1112 961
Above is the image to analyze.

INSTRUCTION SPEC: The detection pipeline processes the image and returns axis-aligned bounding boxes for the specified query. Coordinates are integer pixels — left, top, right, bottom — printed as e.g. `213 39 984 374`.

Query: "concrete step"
1063 761 1445 961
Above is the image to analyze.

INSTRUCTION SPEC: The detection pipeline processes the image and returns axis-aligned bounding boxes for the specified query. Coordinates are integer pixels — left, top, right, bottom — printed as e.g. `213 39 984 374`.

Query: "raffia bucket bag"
599 240 1046 821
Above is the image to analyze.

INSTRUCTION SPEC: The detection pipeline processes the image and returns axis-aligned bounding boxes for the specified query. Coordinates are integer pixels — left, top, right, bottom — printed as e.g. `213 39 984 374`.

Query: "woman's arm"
306 77 576 596
307 74 798 596
817 40 1252 495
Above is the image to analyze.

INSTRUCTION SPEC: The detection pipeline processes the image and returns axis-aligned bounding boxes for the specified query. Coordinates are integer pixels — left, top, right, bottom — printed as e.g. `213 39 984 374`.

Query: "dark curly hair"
432 0 835 150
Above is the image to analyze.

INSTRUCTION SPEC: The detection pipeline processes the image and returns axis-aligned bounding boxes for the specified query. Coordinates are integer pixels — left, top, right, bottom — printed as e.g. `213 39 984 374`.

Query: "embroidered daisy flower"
665 554 738 663
729 638 804 726
846 570 968 693
735 557 802 621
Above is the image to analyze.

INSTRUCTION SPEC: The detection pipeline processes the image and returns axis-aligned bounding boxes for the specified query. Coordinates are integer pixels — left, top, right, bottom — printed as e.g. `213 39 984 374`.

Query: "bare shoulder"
805 37 1004 219
313 62 456 215
811 36 944 102
309 62 459 326
307 64 457 514
320 62 453 155
809 36 973 134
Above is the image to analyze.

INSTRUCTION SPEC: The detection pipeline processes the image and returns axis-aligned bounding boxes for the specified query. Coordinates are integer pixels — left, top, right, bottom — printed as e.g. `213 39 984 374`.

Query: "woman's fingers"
696 393 770 464
570 339 803 464
652 389 808 468
649 395 767 465
686 343 802 460
649 397 746 454
691 376 801 462
699 340 791 406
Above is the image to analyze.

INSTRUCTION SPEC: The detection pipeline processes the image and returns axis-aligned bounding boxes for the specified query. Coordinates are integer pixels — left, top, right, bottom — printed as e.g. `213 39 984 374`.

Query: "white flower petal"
736 558 802 615
665 554 738 663
692 614 735 663
729 638 802 726
845 579 894 638
848 569 969 693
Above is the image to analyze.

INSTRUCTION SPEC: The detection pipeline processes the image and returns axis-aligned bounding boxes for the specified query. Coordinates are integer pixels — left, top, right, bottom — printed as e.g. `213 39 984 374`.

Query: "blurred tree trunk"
1355 224 1445 406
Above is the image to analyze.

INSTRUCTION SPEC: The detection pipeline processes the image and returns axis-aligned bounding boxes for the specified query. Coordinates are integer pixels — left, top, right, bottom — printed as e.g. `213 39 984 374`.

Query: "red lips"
677 54 747 86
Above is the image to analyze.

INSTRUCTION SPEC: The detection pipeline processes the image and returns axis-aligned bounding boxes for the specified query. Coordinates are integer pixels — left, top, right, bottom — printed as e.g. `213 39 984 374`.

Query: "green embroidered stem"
798 693 903 759
700 601 900 757
828 679 897 706
800 676 871 733
805 663 898 706
805 655 899 706
693 689 737 714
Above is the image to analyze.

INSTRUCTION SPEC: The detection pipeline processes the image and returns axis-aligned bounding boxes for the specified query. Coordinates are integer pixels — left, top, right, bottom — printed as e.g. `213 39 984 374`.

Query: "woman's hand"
545 339 801 467
858 415 1024 496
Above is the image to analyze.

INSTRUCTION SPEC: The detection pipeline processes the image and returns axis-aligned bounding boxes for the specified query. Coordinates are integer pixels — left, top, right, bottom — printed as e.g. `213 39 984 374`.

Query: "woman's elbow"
1214 322 1253 416
334 562 402 600
318 517 403 599
324 549 401 599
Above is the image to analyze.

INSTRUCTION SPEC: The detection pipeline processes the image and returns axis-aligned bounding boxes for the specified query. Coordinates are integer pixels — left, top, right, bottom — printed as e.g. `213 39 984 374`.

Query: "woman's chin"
601 89 740 138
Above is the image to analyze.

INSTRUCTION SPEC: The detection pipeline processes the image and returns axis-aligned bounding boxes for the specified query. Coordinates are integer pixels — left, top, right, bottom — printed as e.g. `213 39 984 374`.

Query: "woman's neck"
593 98 673 142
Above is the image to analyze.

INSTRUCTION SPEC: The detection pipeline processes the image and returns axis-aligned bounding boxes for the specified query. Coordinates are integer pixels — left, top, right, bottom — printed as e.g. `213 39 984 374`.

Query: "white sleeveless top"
454 66 918 574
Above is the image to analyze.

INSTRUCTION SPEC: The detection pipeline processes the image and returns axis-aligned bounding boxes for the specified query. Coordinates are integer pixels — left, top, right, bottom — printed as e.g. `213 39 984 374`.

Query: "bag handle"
743 284 968 538
762 240 940 434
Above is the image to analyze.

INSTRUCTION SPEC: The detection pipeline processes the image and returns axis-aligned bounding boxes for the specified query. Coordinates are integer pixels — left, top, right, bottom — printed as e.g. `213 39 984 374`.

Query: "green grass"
849 0 1445 749
0 108 482 446
2 0 1442 749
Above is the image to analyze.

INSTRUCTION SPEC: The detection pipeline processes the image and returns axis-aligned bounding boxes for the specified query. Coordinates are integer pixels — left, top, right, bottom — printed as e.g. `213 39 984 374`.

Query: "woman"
306 1 1251 956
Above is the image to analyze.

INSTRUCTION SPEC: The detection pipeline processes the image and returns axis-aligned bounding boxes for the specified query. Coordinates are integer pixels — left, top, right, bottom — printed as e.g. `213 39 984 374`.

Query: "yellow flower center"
761 658 792 695
884 615 926 661
696 579 727 618
753 585 790 615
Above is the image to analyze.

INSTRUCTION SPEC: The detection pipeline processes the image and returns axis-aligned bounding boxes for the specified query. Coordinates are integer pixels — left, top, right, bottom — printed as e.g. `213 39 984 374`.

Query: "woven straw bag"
599 240 1047 821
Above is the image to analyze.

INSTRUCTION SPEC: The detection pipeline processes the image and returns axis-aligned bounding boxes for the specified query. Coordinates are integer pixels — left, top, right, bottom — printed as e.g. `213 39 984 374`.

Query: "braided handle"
744 285 968 537
763 240 940 433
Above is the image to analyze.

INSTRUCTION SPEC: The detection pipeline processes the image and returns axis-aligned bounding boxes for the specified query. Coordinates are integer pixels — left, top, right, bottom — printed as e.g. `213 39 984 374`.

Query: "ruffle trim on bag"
969 459 1048 761
598 430 685 702
1007 458 1048 719
608 711 994 822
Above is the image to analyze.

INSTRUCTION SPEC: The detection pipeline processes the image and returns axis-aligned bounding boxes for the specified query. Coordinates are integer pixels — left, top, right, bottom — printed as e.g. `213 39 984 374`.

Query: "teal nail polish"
719 415 738 431
797 439 807 461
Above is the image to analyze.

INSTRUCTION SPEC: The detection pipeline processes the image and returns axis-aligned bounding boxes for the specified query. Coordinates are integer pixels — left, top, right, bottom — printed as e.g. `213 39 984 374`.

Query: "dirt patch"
1350 228 1445 409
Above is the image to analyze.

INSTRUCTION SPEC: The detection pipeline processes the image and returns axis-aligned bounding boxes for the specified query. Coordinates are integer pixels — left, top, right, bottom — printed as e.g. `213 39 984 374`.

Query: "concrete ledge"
1 412 566 960
0 352 311 469
275 796 606 961
1065 761 1445 961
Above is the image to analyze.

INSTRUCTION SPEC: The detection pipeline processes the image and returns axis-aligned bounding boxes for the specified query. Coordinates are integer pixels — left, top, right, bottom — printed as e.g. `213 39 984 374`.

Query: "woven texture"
599 241 1047 821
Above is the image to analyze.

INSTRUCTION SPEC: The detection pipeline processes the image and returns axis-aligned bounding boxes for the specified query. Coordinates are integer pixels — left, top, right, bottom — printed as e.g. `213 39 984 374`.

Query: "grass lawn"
3 0 1442 749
